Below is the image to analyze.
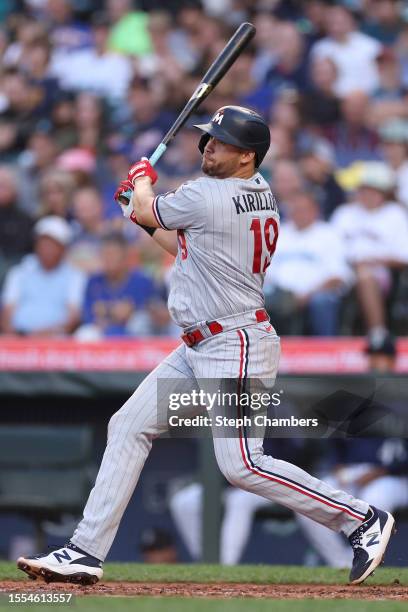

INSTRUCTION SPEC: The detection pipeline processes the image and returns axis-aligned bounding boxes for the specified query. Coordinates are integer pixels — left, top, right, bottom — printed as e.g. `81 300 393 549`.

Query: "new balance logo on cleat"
366 532 380 547
349 506 395 584
53 550 72 564
16 542 103 586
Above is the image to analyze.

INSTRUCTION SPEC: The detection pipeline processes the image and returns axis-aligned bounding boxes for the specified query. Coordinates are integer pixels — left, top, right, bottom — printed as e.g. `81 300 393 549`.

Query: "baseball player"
17 106 395 585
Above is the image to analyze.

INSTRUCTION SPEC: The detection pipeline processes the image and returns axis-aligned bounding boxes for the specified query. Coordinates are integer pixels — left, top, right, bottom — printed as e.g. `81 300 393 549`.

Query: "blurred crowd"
0 0 408 346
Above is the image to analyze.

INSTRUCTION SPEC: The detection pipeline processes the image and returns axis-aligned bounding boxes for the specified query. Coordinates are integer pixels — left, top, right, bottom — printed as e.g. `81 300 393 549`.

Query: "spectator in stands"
265 21 310 93
270 90 302 141
0 69 51 149
228 48 274 116
0 22 8 57
136 10 186 86
311 4 382 96
369 48 408 128
251 11 278 85
74 92 106 154
45 0 92 60
51 92 78 152
0 116 20 162
0 165 33 284
77 232 169 338
269 159 304 217
378 118 408 207
37 169 74 219
51 12 133 102
267 124 296 164
107 0 151 58
68 186 108 274
301 0 327 46
169 4 204 71
181 12 226 68
373 47 408 102
20 38 62 118
396 21 408 87
56 147 97 191
17 125 59 215
301 56 341 130
298 137 345 219
264 192 351 335
1 216 85 336
331 161 408 348
115 76 176 161
329 90 380 167
2 19 47 69
361 0 404 45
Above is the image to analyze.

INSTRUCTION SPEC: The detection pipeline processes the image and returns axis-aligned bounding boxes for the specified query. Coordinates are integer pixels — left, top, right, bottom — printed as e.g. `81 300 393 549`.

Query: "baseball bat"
149 21 256 166
119 22 255 205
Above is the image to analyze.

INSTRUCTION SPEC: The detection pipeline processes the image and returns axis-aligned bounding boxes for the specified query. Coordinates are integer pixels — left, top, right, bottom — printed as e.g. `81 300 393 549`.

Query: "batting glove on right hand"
127 158 158 186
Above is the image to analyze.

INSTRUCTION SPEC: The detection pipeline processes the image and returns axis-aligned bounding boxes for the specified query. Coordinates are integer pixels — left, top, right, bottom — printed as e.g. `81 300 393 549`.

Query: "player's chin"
202 160 217 176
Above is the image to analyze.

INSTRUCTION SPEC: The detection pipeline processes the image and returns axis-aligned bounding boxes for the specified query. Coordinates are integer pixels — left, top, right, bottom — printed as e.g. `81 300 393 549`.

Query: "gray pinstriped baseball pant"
71 324 369 561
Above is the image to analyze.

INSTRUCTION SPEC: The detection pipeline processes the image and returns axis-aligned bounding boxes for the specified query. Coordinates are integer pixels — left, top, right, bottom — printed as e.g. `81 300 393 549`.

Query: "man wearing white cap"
331 162 408 349
1 216 86 336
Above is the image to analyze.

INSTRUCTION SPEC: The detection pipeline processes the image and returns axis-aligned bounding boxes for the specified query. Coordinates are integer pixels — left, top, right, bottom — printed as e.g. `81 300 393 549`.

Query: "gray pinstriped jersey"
72 179 369 566
152 172 280 328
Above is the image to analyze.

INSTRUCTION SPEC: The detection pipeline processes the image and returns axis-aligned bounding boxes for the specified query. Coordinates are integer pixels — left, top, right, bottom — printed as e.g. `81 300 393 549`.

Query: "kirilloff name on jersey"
232 191 278 215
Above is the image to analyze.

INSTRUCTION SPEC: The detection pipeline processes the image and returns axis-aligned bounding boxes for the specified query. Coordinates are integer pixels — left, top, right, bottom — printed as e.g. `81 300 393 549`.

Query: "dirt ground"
1 580 407 600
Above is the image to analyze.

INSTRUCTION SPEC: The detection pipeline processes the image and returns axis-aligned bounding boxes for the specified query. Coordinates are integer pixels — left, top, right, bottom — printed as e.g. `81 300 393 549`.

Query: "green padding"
0 469 90 509
0 425 95 516
0 371 147 397
0 426 92 466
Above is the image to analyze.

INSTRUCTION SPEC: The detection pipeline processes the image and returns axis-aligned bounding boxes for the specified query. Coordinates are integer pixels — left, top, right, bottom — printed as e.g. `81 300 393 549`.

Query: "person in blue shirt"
80 231 169 337
1 216 85 336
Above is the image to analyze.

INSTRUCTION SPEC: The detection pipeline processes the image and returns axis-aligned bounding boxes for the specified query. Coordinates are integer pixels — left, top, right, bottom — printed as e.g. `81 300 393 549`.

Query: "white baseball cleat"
348 505 396 584
17 542 103 585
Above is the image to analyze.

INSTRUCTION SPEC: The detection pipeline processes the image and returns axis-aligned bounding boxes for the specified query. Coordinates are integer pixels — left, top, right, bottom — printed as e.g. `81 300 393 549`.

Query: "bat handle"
149 142 167 167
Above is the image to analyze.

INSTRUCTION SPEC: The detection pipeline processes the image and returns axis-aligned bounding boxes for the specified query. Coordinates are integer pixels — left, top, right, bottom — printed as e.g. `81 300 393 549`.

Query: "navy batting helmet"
194 106 270 167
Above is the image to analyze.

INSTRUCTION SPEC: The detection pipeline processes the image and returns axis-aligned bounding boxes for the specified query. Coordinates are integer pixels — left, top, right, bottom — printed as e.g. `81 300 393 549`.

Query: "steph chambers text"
168 415 319 428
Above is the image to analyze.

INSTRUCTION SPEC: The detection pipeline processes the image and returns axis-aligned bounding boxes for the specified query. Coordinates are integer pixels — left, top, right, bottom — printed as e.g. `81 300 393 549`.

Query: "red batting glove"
114 179 134 204
127 158 158 186
114 179 138 224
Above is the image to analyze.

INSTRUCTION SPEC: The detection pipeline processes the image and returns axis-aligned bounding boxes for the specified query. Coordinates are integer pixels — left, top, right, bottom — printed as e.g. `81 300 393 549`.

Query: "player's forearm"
152 229 178 256
131 177 158 227
63 308 82 334
0 306 14 334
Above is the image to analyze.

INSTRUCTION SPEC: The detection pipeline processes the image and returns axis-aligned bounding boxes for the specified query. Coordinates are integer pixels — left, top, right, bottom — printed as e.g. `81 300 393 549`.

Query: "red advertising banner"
0 337 407 373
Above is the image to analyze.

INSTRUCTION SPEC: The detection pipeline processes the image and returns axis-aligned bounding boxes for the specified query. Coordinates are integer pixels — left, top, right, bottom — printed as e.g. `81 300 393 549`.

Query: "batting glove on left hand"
114 179 138 224
128 157 158 186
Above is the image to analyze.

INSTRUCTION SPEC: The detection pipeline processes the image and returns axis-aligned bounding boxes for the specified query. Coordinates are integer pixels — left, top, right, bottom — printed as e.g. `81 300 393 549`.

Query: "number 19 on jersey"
250 217 279 273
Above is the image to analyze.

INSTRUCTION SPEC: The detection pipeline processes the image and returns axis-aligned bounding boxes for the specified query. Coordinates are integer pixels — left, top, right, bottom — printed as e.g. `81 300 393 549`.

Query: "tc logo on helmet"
213 111 224 125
